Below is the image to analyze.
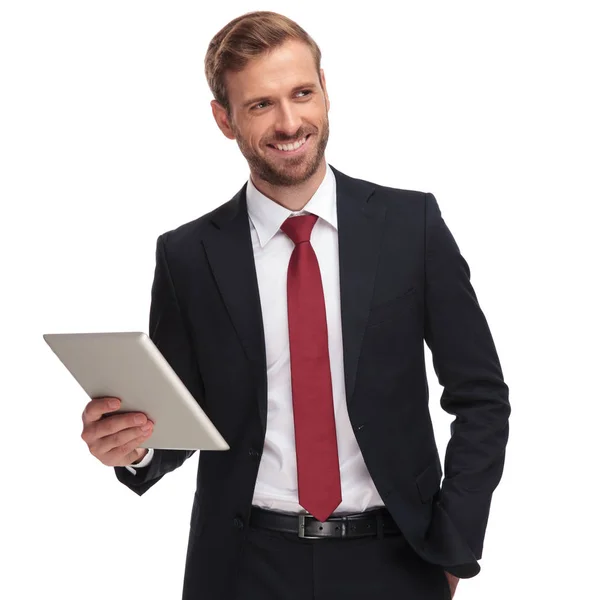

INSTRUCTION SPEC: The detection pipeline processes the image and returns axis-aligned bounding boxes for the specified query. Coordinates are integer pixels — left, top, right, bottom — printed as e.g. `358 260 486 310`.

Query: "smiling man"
81 10 510 600
212 34 331 209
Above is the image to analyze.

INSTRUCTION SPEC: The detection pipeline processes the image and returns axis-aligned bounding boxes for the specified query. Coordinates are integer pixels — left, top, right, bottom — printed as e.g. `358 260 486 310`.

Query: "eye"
297 90 313 98
251 101 269 111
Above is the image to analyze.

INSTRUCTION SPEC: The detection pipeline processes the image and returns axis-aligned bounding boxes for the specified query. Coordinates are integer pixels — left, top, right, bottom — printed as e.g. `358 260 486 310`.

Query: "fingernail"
141 423 152 432
134 414 145 425
109 399 119 408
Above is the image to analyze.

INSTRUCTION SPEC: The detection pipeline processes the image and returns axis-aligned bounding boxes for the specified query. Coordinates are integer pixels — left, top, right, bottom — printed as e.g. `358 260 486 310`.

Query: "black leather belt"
249 506 402 539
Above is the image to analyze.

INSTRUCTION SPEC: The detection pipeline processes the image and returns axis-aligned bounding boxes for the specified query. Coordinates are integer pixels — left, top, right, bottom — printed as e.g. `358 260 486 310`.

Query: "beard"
231 116 329 187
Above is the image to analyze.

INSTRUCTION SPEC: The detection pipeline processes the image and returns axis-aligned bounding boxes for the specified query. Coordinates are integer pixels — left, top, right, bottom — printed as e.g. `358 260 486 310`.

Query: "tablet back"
43 331 229 451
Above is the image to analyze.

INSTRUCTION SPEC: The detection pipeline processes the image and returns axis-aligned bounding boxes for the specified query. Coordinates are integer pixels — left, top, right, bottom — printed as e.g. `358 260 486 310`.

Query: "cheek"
307 111 326 134
246 130 265 151
233 118 260 148
241 121 265 145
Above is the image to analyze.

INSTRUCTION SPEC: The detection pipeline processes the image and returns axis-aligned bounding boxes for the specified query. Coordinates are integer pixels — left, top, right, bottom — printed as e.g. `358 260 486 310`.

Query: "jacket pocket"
367 286 417 327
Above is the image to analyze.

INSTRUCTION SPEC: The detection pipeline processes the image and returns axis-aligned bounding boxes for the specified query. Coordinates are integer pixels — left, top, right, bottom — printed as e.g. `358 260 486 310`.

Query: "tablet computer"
43 331 229 451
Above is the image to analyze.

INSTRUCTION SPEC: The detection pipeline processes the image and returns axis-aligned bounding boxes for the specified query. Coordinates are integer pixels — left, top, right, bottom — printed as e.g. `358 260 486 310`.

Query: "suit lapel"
202 165 387 433
201 186 270 430
331 165 387 406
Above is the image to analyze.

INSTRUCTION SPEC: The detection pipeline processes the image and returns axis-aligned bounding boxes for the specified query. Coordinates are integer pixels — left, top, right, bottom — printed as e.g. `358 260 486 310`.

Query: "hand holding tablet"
81 396 154 467
43 331 229 453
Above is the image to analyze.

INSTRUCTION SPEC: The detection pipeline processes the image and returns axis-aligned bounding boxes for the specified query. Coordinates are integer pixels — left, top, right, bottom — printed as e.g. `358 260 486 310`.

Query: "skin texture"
81 397 152 466
210 39 330 212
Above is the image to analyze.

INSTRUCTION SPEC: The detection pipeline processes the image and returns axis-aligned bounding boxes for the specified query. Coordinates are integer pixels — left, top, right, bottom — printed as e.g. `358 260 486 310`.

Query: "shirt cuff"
124 448 154 475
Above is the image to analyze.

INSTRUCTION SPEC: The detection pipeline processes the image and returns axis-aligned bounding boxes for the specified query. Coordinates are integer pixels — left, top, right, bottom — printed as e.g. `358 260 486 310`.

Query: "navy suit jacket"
115 165 510 599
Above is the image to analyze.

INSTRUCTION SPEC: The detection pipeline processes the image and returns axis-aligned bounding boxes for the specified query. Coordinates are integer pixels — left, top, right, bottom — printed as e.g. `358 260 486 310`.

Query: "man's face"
213 39 330 187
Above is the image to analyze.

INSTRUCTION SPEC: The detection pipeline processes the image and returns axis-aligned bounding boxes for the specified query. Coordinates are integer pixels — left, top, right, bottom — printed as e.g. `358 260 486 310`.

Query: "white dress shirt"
127 164 385 516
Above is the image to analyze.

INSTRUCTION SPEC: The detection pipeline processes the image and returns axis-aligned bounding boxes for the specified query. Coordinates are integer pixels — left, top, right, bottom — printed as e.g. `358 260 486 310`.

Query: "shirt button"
233 517 244 529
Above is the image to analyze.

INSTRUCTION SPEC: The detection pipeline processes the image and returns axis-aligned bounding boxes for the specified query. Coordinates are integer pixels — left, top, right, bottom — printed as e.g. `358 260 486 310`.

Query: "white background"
1 1 598 598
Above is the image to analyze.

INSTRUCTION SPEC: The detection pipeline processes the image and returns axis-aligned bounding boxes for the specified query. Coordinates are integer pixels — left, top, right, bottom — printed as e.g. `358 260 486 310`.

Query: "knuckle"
101 446 117 466
104 415 120 435
131 432 146 449
115 428 134 448
124 436 143 454
98 416 112 436
107 415 125 436
101 454 114 467
111 431 123 448
81 428 91 444
119 428 133 445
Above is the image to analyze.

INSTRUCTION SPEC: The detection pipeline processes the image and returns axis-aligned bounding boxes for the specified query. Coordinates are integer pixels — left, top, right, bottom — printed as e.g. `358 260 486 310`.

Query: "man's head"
205 11 329 188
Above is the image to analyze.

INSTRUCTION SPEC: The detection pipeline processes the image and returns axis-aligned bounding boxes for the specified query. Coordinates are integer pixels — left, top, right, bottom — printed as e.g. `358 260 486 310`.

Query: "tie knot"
280 214 319 245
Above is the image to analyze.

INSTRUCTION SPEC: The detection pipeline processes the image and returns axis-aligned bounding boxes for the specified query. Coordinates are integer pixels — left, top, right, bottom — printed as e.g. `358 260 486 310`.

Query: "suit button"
233 517 244 529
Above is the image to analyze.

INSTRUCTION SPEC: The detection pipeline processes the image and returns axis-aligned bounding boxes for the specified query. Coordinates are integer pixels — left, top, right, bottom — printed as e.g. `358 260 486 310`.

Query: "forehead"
226 39 319 104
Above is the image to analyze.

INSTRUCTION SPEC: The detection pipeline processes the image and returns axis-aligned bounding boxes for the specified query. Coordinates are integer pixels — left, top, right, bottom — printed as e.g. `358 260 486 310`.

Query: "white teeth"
274 136 307 152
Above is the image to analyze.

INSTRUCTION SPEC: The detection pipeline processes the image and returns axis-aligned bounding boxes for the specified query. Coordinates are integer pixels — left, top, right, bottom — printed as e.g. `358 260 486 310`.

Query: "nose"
273 101 303 139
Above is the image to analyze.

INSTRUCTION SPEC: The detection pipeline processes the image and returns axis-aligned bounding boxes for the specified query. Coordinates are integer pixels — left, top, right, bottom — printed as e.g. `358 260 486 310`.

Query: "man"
81 10 510 600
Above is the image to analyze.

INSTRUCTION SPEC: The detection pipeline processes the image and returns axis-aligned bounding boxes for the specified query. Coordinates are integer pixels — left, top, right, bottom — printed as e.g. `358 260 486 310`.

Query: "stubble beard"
232 117 329 188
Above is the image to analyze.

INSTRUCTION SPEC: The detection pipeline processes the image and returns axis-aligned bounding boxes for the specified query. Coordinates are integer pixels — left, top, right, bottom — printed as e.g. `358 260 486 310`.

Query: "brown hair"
204 11 322 116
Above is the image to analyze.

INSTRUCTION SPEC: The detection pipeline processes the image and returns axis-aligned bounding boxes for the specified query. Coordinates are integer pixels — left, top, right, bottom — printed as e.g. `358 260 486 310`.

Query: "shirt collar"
246 163 337 248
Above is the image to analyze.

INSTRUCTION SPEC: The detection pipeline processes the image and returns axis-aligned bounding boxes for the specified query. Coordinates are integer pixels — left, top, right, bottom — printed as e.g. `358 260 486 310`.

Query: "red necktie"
280 214 342 522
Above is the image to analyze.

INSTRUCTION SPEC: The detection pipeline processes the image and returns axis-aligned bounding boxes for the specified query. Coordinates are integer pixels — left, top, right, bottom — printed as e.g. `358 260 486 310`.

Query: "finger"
83 412 151 446
82 397 121 426
103 433 152 467
91 422 153 458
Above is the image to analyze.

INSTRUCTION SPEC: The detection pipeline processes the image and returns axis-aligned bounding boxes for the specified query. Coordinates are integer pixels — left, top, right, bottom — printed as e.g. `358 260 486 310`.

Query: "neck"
250 160 327 212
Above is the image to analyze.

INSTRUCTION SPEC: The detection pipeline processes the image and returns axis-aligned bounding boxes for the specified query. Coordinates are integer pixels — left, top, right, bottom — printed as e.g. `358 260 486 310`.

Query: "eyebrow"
242 83 318 109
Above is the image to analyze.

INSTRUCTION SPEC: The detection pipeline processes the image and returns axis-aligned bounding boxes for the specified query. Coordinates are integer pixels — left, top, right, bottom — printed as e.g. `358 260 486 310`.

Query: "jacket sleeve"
114 232 204 495
424 192 510 574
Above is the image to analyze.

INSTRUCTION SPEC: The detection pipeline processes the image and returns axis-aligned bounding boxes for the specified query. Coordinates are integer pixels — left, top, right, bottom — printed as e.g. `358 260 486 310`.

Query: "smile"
267 135 311 155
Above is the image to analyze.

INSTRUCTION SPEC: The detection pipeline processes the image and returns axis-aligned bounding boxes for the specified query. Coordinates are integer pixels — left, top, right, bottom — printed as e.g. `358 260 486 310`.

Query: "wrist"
131 448 149 465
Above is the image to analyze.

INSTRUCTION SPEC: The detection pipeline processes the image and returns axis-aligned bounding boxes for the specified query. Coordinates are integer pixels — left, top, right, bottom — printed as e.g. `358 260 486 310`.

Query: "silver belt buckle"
298 513 324 539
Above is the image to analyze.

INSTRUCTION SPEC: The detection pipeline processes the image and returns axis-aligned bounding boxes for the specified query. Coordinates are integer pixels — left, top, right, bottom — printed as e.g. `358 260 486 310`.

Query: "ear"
320 68 330 112
211 100 236 140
